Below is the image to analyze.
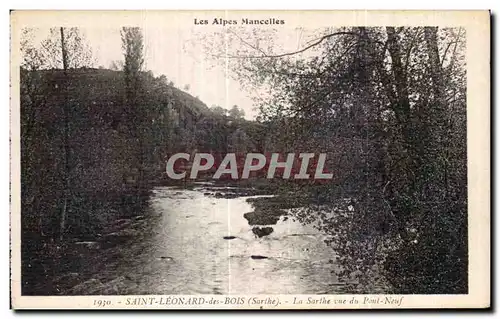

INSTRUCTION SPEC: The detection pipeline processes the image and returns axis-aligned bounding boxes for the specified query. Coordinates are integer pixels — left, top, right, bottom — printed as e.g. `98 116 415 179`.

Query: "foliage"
228 105 246 119
21 27 95 69
206 26 468 293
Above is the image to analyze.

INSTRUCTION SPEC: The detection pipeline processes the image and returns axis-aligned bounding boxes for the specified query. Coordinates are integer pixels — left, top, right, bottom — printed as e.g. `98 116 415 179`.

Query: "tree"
39 27 95 69
121 27 146 191
58 27 71 240
121 27 144 126
20 28 49 240
210 105 227 117
228 105 245 119
109 60 124 70
20 28 44 71
20 28 46 140
20 27 99 241
206 26 467 293
183 84 190 91
157 74 168 85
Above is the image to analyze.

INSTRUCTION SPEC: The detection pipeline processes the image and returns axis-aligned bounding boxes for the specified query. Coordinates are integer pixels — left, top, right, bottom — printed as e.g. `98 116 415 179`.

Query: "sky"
88 27 259 118
78 26 308 120
25 23 314 120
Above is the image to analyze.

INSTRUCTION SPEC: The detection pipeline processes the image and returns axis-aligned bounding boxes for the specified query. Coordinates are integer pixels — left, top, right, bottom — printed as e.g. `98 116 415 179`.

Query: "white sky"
25 25 320 120
81 26 309 120
87 27 258 118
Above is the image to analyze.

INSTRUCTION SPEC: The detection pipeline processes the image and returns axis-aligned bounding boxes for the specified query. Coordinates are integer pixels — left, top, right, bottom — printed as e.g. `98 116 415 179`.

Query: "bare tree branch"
219 31 360 59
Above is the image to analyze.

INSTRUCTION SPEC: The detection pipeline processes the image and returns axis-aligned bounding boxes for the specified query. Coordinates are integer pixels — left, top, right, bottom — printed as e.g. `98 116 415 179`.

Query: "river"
62 183 385 295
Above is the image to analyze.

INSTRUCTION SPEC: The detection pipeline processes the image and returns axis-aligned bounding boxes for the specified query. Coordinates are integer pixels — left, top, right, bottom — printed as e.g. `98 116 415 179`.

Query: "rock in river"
252 227 274 238
250 255 269 260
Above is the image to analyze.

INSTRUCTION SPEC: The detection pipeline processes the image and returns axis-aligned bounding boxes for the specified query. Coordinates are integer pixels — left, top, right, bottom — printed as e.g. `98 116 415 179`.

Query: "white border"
3 1 496 317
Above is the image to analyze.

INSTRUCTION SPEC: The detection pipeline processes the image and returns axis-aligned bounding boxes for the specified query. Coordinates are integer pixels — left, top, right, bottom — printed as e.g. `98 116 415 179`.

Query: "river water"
64 184 381 295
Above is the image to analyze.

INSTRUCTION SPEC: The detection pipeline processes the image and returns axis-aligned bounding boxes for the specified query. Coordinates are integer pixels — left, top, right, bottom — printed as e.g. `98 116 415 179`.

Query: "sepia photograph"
9 10 490 309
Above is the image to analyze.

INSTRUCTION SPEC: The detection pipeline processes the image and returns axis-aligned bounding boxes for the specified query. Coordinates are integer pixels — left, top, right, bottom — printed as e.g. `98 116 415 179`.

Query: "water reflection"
67 186 357 294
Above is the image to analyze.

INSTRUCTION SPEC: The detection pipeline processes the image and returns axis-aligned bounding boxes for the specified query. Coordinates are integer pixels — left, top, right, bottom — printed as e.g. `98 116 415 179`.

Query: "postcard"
10 10 490 309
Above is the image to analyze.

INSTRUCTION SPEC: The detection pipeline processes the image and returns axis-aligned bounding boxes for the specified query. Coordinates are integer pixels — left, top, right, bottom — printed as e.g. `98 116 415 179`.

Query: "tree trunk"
59 27 70 241
386 27 410 120
424 26 449 196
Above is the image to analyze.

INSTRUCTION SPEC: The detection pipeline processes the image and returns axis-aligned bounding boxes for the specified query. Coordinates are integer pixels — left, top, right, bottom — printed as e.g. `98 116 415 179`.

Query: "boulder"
252 227 274 238
250 255 269 260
